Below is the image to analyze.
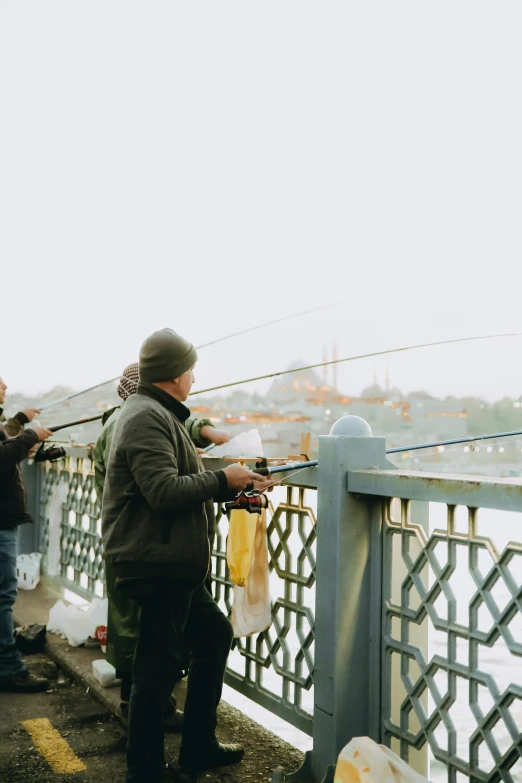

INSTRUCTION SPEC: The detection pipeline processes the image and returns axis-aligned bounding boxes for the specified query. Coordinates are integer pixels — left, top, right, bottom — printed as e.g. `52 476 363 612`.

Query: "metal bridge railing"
38 456 105 601
32 455 316 737
213 482 316 735
349 468 522 783
28 425 522 783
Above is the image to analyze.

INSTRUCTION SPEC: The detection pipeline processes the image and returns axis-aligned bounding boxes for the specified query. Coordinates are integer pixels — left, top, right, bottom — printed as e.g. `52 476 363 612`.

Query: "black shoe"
0 670 49 693
163 703 184 734
179 741 244 772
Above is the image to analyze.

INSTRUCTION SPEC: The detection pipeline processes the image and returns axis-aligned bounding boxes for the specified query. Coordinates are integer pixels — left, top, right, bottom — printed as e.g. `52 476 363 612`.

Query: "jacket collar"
137 382 191 423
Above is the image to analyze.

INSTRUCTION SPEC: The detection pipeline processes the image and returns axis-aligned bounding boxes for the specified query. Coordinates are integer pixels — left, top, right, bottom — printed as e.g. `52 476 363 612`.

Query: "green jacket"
101 383 230 583
93 404 215 500
0 409 31 437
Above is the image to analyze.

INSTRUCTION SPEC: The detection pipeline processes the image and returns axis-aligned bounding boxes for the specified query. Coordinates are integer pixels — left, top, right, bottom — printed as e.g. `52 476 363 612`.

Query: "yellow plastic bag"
231 511 272 637
226 508 258 587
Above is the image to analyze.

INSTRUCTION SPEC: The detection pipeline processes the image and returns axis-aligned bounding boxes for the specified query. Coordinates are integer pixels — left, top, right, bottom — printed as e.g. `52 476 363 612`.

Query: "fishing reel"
33 444 67 463
223 490 269 515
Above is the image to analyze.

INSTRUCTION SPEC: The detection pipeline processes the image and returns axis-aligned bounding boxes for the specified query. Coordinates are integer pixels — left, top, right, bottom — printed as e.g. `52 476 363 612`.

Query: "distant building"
268 361 337 405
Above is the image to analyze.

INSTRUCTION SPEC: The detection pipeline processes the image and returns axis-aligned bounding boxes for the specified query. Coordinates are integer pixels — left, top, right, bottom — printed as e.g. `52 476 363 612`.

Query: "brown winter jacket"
0 410 39 530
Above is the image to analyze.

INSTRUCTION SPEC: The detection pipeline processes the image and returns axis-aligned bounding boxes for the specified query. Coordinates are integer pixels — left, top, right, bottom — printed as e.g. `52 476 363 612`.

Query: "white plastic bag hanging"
210 429 264 458
334 737 432 783
231 511 272 637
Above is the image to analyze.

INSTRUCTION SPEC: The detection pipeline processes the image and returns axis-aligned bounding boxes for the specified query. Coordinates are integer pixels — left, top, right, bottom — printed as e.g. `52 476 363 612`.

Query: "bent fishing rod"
39 301 348 412
223 427 522 512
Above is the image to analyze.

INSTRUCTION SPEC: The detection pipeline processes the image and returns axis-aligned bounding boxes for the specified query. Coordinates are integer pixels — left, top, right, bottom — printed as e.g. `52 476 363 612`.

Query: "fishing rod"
386 429 522 454
39 301 347 412
224 426 522 512
249 427 522 474
191 332 522 397
48 414 103 433
33 414 104 463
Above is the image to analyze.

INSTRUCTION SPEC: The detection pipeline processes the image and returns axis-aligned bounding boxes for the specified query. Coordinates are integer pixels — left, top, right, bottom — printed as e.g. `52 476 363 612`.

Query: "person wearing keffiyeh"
117 361 140 402
93 361 232 732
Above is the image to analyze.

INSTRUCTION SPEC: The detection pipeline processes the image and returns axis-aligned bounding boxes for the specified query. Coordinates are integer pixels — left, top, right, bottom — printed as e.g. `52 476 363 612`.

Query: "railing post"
312 416 392 780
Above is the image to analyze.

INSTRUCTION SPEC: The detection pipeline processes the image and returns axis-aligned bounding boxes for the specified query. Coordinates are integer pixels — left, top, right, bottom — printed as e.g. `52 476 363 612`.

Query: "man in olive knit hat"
95 361 232 730
102 328 272 783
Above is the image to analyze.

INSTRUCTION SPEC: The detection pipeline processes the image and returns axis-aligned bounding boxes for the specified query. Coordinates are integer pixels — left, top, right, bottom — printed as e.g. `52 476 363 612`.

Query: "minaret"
332 341 338 391
323 346 328 382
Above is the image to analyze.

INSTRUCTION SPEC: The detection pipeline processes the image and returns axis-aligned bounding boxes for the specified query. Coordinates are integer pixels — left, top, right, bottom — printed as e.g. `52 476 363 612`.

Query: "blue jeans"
0 529 25 678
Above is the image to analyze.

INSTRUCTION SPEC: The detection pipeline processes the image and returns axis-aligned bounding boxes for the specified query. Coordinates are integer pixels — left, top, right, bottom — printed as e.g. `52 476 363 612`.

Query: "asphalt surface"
0 654 127 782
0 653 304 783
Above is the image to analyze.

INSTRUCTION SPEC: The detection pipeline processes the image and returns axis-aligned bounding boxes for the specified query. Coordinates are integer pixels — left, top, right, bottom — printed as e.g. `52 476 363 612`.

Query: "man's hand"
223 464 270 491
32 426 53 442
21 408 41 423
200 426 233 446
253 476 277 492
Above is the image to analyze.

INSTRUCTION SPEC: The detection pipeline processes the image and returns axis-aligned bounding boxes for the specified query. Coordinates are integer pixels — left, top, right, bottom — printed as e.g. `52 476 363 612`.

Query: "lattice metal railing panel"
213 484 316 736
36 461 316 733
38 464 62 560
60 459 104 599
38 460 104 599
383 498 522 783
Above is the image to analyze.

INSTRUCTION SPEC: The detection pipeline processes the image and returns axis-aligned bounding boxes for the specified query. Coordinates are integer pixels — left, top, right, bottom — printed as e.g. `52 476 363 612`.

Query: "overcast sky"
1 1 522 403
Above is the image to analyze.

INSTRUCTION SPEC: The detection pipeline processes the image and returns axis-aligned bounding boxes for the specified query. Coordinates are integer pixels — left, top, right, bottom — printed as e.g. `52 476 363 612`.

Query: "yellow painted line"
21 717 86 774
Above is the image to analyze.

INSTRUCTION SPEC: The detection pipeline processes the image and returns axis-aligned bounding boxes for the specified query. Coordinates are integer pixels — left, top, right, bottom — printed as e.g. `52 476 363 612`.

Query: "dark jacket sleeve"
0 429 39 473
125 411 224 512
214 483 237 503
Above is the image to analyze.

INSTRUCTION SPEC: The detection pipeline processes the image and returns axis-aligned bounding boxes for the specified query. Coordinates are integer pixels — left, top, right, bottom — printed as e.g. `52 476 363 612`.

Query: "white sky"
1 1 522 402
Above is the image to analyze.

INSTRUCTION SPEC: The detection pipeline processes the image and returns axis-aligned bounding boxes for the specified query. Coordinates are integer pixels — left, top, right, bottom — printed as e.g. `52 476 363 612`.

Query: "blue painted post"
312 416 393 780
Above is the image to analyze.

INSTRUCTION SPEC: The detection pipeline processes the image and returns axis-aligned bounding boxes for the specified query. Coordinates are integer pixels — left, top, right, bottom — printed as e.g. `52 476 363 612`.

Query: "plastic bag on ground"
47 598 108 648
335 737 432 783
210 429 264 458
231 511 272 637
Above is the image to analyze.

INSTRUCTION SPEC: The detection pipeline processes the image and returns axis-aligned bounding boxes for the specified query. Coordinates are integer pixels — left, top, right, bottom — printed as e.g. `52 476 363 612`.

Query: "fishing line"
196 301 347 349
39 301 348 412
388 435 522 463
190 332 522 397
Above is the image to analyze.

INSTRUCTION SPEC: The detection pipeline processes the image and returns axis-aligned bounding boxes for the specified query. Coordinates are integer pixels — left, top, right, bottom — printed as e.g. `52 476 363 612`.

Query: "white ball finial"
329 415 373 437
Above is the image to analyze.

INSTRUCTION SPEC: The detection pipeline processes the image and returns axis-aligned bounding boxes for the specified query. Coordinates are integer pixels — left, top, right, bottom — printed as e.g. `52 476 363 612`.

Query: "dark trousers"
0 529 25 679
126 580 233 783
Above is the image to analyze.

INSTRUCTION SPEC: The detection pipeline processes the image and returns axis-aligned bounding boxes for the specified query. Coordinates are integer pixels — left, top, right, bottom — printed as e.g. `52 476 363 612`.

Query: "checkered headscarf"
117 362 139 401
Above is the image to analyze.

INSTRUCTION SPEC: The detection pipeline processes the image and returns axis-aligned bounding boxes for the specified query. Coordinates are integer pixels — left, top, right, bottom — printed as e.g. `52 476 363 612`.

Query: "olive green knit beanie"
139 328 198 383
